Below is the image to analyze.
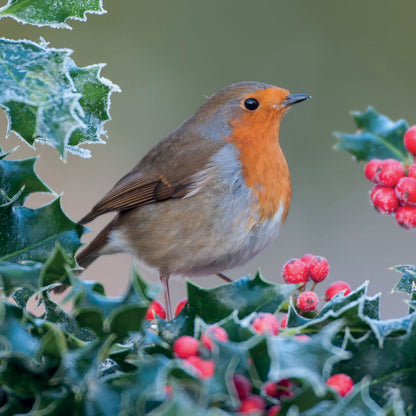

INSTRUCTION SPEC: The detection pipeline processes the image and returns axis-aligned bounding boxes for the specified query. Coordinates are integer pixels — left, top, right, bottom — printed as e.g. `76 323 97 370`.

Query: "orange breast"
227 110 291 223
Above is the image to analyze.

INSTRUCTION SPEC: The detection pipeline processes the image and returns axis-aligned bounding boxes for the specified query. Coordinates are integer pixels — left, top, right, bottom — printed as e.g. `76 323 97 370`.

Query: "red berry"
300 253 315 267
408 163 416 179
172 335 199 359
395 177 416 206
252 313 279 335
267 405 281 416
238 395 266 414
374 159 404 187
364 159 382 183
232 374 252 400
395 206 416 230
308 256 330 283
145 300 166 320
404 125 416 156
371 186 399 215
185 356 215 379
325 281 351 300
296 291 318 312
369 185 383 201
174 298 188 316
264 379 293 400
280 315 288 329
282 259 309 284
326 373 354 397
201 326 229 351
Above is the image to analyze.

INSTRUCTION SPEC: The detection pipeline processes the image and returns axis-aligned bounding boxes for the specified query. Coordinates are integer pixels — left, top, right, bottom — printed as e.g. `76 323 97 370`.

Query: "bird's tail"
76 218 118 269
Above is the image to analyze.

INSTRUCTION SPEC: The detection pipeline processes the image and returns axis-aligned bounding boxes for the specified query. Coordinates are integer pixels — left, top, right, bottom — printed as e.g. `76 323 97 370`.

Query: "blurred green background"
1 0 416 317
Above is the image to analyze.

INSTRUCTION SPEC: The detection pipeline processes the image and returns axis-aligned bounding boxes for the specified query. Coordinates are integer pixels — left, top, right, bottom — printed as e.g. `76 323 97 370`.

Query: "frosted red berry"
371 186 399 215
395 206 416 230
296 291 318 312
369 185 383 201
364 159 382 183
326 373 354 397
408 163 416 179
185 356 215 379
282 258 309 284
238 395 266 414
280 315 288 328
264 379 293 400
145 300 166 320
267 405 281 416
232 374 252 400
300 253 315 267
404 125 416 156
201 326 229 351
395 177 416 206
308 256 330 283
174 298 188 316
374 159 404 187
252 313 279 335
325 281 351 300
172 335 199 359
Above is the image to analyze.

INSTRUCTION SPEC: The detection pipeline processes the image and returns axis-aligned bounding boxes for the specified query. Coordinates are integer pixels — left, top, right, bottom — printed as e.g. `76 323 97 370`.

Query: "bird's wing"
79 135 224 224
79 172 193 224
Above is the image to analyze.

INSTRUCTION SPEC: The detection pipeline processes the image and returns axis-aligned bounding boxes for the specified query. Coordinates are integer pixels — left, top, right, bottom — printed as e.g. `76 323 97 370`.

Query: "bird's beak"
280 94 311 108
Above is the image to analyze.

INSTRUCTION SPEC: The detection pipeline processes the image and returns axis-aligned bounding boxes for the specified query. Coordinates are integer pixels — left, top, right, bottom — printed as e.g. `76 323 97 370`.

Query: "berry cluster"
364 125 416 230
281 254 351 316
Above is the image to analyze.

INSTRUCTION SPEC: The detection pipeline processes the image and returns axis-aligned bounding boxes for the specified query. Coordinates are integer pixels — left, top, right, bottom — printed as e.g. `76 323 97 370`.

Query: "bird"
76 82 310 320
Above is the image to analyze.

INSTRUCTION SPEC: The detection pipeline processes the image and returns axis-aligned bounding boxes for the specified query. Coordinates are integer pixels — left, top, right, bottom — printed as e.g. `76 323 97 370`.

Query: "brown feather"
79 136 224 224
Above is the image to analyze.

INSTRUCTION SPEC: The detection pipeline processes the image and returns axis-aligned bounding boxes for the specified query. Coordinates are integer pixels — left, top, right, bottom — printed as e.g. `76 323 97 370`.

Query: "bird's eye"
243 98 260 111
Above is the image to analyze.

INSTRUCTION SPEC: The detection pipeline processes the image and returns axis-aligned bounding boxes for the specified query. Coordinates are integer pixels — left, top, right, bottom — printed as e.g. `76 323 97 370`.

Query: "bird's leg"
160 273 172 321
216 272 234 283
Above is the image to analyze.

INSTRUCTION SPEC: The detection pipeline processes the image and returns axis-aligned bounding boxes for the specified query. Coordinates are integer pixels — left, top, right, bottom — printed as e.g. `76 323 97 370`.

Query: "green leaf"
0 197 84 264
187 272 296 324
0 148 51 206
392 265 416 295
266 323 349 396
0 38 119 158
288 380 383 416
72 273 150 341
334 320 416 410
0 0 106 29
334 107 411 163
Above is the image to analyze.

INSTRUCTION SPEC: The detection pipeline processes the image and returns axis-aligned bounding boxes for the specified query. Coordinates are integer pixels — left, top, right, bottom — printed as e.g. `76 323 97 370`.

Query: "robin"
77 82 310 320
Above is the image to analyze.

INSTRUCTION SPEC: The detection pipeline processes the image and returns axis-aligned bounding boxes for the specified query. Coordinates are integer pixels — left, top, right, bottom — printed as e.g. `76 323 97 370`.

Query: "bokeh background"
1 0 416 317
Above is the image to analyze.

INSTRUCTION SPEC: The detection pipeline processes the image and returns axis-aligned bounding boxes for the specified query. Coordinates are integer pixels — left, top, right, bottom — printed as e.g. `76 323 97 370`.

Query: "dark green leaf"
334 319 416 409
0 197 84 264
334 107 411 163
0 148 51 206
187 272 296 324
0 0 105 29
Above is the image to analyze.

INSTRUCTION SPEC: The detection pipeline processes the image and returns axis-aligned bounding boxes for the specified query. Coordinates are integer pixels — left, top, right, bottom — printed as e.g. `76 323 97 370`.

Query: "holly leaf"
334 321 416 410
0 38 120 158
72 273 150 341
0 148 51 206
391 265 416 295
0 0 106 29
187 272 296 324
0 197 84 264
334 107 411 163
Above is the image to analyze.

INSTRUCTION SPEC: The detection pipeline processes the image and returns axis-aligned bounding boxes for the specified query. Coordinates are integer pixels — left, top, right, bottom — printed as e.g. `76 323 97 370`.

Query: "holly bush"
0 3 416 415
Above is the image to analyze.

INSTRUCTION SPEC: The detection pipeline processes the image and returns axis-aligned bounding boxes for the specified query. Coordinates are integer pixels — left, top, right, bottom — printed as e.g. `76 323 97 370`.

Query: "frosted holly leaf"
0 38 120 159
0 0 106 29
